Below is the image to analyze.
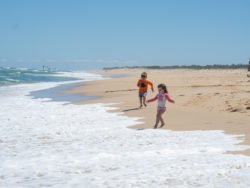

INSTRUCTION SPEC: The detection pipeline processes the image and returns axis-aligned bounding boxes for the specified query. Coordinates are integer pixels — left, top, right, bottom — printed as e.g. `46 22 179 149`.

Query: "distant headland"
103 64 248 70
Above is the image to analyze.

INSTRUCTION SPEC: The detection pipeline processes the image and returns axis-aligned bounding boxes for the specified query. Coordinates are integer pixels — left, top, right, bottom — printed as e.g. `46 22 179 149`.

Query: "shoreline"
67 68 250 155
29 82 97 103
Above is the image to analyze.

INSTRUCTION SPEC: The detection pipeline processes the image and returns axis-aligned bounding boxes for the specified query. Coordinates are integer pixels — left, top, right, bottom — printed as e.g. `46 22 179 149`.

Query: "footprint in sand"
230 109 239 112
227 107 240 112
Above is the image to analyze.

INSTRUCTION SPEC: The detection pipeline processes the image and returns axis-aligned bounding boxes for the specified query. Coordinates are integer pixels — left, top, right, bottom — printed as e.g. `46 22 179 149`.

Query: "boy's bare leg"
143 96 147 107
139 97 143 108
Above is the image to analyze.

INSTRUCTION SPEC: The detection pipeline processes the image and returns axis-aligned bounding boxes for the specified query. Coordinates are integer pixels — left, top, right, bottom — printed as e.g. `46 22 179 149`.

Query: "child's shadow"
122 107 140 112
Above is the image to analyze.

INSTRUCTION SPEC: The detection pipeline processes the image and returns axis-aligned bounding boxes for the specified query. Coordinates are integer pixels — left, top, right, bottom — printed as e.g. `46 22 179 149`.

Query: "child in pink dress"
147 83 175 129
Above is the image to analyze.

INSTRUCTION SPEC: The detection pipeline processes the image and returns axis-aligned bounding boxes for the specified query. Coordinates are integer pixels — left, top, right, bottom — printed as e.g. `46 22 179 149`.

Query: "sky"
0 0 250 70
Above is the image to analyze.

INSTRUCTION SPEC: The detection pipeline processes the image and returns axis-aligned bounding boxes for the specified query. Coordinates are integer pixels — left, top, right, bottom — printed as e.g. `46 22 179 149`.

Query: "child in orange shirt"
137 72 154 108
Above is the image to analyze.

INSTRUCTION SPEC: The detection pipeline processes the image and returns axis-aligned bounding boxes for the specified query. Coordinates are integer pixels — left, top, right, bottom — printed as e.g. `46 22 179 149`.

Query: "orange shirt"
137 79 154 93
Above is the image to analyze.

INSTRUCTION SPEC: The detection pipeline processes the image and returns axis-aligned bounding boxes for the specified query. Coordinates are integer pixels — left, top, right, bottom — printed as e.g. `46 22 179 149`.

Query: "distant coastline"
103 64 248 70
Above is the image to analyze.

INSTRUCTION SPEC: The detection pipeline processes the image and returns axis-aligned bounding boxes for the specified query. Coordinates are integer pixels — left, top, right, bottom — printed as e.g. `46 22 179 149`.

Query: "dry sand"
66 68 250 155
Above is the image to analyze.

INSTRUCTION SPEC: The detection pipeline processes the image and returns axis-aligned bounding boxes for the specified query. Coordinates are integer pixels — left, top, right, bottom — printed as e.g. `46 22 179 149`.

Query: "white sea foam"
1 73 250 188
56 71 105 81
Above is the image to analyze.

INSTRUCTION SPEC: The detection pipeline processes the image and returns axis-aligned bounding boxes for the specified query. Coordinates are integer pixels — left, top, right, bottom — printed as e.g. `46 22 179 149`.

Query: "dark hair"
158 83 168 93
141 72 147 78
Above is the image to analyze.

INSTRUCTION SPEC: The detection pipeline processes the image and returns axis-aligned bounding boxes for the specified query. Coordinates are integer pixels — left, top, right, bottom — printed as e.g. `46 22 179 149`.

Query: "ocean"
0 67 80 86
1 67 250 187
0 67 103 102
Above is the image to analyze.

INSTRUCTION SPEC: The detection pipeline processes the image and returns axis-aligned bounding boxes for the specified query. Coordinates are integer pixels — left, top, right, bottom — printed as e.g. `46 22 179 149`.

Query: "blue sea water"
0 67 99 102
0 67 78 86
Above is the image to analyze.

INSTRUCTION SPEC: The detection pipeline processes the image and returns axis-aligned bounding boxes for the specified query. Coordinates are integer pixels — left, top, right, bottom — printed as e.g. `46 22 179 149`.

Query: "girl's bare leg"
154 111 161 129
160 116 165 128
158 111 165 128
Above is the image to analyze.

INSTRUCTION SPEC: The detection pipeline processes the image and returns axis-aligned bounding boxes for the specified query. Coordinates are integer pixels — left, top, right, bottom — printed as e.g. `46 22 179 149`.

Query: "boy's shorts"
139 92 147 97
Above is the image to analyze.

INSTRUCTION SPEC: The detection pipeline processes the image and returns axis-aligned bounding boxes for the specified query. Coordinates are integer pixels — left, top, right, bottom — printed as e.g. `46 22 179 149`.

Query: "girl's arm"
147 95 158 103
166 94 175 103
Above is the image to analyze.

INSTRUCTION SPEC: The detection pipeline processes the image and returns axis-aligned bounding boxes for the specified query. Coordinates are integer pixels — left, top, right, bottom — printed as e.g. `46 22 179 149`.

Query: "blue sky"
0 0 249 70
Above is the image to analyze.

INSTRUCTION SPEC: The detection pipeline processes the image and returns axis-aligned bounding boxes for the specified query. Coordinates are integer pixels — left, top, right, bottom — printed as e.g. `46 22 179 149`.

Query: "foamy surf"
1 73 250 188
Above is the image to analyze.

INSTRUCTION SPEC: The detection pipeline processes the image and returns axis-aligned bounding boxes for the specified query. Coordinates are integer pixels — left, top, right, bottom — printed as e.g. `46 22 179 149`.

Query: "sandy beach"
67 68 250 155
